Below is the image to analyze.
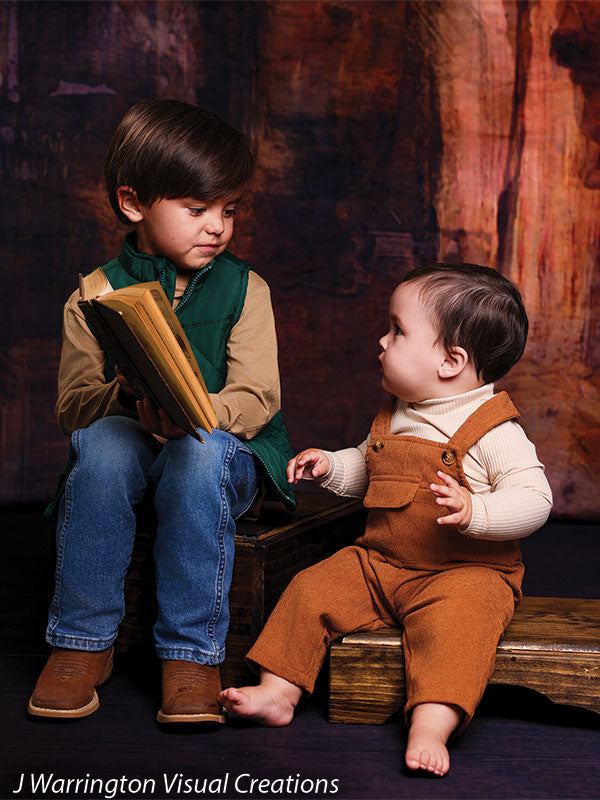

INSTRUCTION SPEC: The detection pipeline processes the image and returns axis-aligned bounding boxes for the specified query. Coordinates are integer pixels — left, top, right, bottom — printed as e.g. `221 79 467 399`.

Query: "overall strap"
448 391 520 455
370 395 396 439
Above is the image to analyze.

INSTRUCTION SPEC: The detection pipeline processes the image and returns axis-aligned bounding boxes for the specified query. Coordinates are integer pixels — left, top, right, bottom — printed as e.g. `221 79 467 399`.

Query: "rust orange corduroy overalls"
247 392 525 725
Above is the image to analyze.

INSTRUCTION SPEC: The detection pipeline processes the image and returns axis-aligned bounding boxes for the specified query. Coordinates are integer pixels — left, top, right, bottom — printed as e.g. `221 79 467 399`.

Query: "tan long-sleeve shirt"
318 384 552 542
56 270 281 440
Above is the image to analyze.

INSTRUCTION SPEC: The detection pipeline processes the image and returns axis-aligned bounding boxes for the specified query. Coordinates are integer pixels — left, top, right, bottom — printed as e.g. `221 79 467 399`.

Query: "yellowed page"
145 285 208 388
141 290 218 430
79 268 113 301
99 282 210 398
100 296 211 431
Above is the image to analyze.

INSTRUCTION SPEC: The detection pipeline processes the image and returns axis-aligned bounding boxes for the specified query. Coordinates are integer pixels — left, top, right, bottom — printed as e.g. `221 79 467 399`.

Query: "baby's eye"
189 207 206 216
394 324 403 336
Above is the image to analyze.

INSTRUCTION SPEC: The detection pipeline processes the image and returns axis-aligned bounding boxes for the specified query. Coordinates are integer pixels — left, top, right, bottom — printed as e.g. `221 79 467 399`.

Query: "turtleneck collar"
118 231 216 307
409 384 495 415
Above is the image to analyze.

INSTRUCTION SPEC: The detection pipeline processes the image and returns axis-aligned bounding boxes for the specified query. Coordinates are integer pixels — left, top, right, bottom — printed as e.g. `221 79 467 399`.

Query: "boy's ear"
438 346 469 379
116 186 144 224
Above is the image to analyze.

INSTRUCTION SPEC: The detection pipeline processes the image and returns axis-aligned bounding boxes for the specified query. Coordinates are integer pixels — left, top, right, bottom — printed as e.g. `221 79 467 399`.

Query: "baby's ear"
438 346 469 379
116 186 144 224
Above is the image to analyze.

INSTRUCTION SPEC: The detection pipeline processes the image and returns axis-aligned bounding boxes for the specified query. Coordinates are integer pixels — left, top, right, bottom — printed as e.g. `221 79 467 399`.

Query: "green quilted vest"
91 233 295 509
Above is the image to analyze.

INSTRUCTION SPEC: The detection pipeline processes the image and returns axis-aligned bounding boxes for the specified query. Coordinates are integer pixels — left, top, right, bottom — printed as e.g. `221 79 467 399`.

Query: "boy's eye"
224 207 237 218
189 207 206 216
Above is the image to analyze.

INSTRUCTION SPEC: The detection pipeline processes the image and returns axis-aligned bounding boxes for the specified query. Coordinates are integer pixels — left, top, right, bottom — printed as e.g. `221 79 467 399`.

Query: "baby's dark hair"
400 263 528 383
105 99 254 224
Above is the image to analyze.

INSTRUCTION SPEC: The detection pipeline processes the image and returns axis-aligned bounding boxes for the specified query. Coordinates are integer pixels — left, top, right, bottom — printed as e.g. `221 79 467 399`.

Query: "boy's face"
134 196 238 271
378 282 449 402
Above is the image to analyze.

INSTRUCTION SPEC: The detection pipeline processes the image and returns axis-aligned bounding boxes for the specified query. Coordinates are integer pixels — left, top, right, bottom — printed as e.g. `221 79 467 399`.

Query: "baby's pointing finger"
436 494 460 510
437 511 462 526
430 482 457 499
436 470 460 488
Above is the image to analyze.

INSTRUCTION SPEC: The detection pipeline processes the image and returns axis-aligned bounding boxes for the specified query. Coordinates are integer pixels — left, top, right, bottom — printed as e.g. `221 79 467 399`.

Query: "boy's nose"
204 211 225 235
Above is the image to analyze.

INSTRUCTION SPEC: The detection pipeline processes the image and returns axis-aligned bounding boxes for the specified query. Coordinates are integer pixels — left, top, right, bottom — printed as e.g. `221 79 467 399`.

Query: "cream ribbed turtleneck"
319 384 552 541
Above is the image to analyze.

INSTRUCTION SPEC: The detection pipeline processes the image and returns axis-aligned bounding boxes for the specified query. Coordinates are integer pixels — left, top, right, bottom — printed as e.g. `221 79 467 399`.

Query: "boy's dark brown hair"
105 99 254 224
400 263 529 383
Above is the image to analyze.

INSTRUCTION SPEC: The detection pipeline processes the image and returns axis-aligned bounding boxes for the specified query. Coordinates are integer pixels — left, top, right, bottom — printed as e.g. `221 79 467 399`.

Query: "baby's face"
378 282 447 402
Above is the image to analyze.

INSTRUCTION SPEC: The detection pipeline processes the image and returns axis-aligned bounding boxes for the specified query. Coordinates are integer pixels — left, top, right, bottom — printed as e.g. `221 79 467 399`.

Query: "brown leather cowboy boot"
27 646 113 719
157 660 225 723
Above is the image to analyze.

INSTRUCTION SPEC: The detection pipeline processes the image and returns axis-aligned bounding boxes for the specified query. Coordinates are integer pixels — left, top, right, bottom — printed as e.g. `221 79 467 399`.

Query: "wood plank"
236 494 363 541
341 597 600 651
329 596 600 724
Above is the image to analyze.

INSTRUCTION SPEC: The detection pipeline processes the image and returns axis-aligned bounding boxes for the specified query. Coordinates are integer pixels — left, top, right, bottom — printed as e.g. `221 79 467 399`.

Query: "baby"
220 263 552 776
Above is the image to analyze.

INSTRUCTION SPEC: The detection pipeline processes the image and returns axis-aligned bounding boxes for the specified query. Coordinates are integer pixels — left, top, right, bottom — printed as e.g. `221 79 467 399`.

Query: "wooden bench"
329 596 600 723
116 491 367 685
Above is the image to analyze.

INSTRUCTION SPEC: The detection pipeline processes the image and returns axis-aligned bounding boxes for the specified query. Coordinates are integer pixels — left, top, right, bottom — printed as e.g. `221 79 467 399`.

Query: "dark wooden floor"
2 508 599 800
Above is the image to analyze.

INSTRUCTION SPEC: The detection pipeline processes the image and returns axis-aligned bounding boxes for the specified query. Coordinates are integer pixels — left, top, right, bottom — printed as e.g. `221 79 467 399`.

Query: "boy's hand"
430 471 473 530
114 364 136 395
137 397 187 440
115 368 185 439
287 449 331 485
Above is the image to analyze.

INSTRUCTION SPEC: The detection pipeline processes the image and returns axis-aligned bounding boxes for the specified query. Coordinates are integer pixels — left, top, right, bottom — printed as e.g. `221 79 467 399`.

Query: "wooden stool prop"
117 491 367 685
329 596 600 724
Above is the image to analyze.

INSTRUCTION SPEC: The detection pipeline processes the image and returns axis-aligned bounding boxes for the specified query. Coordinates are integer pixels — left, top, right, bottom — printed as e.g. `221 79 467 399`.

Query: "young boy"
220 263 552 775
28 100 295 724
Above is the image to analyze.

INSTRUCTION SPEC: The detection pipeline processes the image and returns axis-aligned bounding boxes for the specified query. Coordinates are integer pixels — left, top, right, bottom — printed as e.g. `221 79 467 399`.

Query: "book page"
99 295 212 432
146 285 208 389
80 299 203 442
141 290 218 429
79 268 114 301
100 282 208 390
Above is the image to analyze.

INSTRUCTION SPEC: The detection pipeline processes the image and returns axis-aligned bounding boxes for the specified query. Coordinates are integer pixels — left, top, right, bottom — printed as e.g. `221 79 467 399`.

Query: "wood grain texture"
1 1 598 517
329 596 600 724
413 0 600 518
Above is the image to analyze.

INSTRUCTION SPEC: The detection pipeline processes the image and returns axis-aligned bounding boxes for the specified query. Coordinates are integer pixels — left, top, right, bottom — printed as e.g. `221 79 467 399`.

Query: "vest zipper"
175 261 215 314
248 447 295 507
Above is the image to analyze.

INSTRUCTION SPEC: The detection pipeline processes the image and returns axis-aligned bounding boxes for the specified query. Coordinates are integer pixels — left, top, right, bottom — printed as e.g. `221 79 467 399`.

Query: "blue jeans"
47 416 259 665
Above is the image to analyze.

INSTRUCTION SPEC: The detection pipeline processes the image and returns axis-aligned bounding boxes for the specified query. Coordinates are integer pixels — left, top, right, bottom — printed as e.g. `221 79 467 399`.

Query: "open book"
78 276 218 442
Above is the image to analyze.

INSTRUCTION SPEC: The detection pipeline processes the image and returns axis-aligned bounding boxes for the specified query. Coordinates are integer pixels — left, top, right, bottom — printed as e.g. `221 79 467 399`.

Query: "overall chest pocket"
363 479 419 509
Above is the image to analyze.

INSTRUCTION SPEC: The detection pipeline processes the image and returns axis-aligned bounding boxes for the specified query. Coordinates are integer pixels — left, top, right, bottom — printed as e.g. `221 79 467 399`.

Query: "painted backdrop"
1 0 598 517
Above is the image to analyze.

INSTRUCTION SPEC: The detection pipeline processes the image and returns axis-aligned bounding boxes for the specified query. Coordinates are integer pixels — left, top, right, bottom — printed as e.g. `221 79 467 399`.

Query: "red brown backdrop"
1 0 598 517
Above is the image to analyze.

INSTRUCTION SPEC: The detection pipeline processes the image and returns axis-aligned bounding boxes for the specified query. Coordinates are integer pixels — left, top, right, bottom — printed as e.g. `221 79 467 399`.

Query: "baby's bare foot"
404 703 460 777
219 680 299 727
405 723 450 776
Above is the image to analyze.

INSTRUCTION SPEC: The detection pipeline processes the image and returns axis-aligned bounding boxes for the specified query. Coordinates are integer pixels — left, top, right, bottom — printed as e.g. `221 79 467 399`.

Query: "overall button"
372 438 384 452
442 449 455 466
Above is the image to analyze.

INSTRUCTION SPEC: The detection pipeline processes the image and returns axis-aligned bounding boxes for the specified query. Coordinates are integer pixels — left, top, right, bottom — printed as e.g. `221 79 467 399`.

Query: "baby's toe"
404 747 421 770
440 751 450 776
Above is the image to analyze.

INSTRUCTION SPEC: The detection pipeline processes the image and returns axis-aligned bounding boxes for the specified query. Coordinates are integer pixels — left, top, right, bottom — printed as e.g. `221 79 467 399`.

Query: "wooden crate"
117 491 367 685
329 596 600 724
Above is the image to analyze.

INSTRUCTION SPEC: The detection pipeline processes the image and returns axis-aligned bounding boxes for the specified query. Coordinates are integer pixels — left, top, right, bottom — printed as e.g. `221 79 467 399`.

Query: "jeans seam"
233 484 259 521
205 437 236 652
232 443 259 520
156 646 225 665
48 633 116 649
47 429 81 638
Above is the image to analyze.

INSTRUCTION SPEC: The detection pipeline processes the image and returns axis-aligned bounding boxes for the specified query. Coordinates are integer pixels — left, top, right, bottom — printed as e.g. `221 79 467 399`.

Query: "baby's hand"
286 449 331 485
430 471 472 530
